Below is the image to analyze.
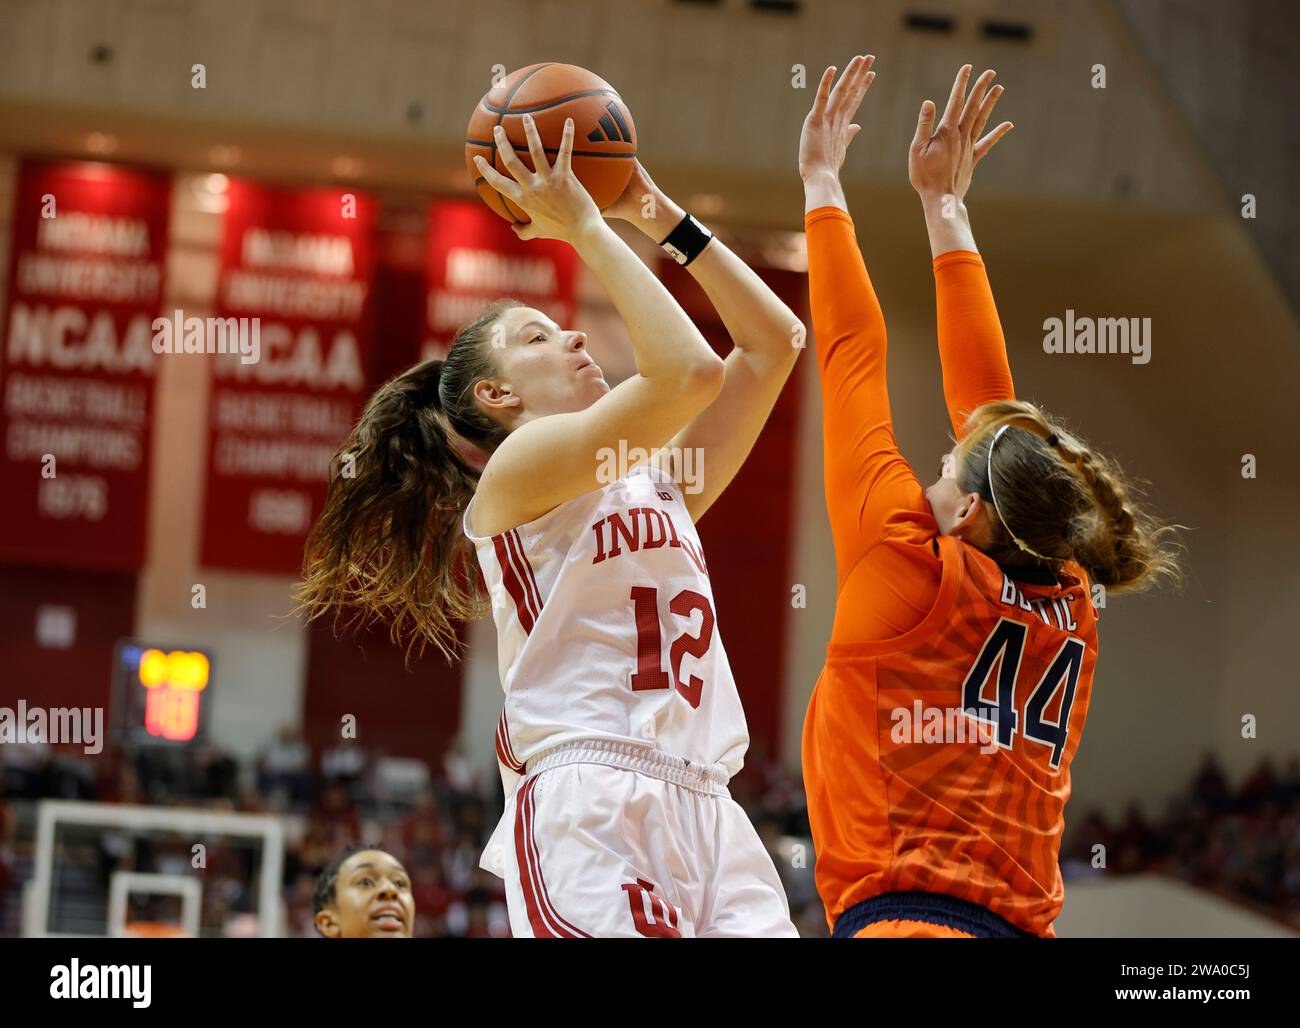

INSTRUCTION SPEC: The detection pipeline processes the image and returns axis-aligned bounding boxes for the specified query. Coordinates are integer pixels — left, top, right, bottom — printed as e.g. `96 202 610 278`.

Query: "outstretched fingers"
940 64 973 127
958 69 997 133
826 57 858 112
829 55 874 123
809 64 837 119
474 152 523 201
969 83 1005 141
845 65 877 123
492 124 533 185
973 120 1015 164
912 98 937 150
521 113 550 175
554 117 574 176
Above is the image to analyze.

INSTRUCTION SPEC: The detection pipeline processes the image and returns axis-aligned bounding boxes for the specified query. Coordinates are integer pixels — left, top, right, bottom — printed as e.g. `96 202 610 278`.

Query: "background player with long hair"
298 115 801 937
798 57 1182 938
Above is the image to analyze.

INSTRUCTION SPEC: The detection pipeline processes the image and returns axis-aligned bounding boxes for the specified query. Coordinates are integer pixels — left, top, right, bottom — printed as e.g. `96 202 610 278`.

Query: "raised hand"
909 65 1013 202
601 159 659 223
799 55 876 182
473 115 604 242
600 159 688 241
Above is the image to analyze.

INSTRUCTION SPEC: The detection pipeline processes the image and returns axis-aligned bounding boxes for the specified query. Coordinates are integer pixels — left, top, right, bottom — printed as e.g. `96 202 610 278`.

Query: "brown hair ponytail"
954 399 1183 594
295 298 522 661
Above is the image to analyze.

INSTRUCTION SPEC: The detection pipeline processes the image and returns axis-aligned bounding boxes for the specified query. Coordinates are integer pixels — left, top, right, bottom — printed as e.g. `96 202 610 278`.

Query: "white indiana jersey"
462 462 750 800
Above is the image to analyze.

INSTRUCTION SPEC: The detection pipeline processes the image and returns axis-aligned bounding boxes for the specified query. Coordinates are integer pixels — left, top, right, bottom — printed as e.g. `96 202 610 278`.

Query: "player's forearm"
805 206 886 373
570 220 720 382
621 185 802 363
682 240 803 362
617 182 687 245
801 173 886 361
919 191 978 259
933 247 1016 437
802 169 848 214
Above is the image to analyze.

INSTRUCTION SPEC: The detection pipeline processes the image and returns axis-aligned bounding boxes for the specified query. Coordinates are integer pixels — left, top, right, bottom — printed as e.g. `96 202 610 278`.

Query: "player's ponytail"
295 298 522 661
954 400 1182 594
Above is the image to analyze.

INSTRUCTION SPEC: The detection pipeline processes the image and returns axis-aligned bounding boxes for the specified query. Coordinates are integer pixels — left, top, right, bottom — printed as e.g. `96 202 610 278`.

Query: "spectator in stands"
255 724 313 809
1239 757 1279 813
1192 751 1231 814
0 766 12 930
191 743 240 803
442 737 479 793
320 738 368 800
312 779 361 841
1 738 61 798
442 826 483 894
236 781 267 814
105 762 143 805
400 788 448 867
410 861 453 927
286 873 319 938
298 812 347 879
1281 757 1300 806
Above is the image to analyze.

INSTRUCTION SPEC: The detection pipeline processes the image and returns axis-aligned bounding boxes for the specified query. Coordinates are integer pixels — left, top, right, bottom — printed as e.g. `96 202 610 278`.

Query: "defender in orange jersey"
797 59 1181 938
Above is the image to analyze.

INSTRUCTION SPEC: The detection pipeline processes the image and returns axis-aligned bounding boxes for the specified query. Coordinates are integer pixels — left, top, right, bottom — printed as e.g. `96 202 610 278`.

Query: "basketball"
465 63 637 223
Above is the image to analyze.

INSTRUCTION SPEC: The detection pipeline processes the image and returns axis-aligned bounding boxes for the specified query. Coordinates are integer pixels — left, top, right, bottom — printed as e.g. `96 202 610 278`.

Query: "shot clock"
112 641 214 746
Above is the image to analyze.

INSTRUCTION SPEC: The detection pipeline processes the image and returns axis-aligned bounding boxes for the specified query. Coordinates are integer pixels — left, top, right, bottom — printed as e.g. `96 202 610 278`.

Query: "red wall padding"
301 614 467 767
0 563 137 718
656 259 808 766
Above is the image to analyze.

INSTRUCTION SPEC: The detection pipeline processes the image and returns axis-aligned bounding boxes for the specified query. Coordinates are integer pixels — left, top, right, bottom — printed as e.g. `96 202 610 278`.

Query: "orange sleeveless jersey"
801 206 1100 938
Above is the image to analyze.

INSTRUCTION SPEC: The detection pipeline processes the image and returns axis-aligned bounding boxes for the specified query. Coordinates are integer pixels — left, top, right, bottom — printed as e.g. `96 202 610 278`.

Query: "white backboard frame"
25 800 285 938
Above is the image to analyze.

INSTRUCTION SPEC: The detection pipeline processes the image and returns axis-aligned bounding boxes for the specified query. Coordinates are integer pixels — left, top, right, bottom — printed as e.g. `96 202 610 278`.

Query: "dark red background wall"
0 564 136 723
658 259 807 768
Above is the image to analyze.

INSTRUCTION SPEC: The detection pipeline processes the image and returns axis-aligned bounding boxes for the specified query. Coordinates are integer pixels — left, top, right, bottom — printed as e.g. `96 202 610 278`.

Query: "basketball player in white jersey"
300 116 800 937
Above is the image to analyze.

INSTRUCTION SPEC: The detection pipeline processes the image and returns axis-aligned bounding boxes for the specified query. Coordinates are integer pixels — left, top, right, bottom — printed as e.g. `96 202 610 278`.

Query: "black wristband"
659 213 713 266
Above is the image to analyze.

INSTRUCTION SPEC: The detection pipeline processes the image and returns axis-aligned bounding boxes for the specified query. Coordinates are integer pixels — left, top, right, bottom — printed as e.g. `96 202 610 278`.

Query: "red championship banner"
422 199 577 360
199 181 377 574
0 160 171 570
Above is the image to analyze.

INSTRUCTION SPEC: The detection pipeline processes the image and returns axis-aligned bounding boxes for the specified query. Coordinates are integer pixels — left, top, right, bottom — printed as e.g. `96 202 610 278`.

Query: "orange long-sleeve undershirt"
933 249 1016 439
805 205 1015 643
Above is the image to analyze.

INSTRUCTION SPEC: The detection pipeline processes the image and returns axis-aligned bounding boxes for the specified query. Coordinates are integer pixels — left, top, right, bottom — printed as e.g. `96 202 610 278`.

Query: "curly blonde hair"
954 399 1183 593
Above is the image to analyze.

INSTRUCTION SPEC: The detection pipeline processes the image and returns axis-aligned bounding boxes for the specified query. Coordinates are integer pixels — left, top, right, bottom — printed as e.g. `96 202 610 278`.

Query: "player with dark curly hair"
313 845 414 939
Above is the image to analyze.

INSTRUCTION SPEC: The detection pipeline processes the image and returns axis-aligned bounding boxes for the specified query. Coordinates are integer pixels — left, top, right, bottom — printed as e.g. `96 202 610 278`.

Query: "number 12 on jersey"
628 585 715 708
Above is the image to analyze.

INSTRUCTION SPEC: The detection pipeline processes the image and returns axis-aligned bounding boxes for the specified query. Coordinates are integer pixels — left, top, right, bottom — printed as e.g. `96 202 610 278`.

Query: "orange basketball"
466 63 637 224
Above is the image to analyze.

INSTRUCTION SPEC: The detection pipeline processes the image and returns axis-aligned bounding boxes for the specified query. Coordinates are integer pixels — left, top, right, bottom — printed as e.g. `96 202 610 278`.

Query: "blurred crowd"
0 728 823 938
1062 753 1300 927
3 736 1295 936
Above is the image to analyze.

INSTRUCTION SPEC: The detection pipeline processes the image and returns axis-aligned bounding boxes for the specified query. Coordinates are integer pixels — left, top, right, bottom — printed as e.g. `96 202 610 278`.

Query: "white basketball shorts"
480 739 798 938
